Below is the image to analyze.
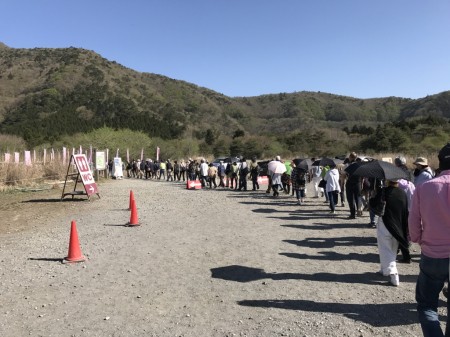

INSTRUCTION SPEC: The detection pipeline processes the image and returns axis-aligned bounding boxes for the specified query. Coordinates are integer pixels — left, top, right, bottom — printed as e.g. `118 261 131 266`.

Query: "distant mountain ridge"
0 43 449 146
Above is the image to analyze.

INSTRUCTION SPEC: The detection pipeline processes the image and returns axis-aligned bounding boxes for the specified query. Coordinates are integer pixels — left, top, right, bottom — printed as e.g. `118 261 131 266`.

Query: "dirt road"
0 178 436 336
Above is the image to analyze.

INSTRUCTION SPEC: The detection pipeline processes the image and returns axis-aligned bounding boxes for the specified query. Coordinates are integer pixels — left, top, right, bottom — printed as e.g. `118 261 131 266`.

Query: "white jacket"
325 168 341 193
200 162 209 176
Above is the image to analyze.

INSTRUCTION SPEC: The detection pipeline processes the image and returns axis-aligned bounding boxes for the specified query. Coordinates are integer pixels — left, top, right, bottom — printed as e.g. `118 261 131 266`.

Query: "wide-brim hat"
413 157 428 166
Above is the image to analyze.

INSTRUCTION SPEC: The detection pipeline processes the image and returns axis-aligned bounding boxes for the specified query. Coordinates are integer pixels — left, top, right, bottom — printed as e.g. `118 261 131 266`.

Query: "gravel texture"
0 178 442 336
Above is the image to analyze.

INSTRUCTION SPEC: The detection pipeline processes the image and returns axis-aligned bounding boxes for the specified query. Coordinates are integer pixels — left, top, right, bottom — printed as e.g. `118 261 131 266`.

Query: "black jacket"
382 186 409 249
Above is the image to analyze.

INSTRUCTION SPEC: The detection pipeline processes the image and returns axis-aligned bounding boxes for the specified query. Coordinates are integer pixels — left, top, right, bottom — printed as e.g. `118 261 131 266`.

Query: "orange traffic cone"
128 199 139 226
63 220 86 263
129 190 135 210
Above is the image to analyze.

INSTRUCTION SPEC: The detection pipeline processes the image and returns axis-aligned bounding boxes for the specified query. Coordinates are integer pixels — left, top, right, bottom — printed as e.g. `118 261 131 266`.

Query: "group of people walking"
115 143 450 336
122 157 261 190
308 145 450 337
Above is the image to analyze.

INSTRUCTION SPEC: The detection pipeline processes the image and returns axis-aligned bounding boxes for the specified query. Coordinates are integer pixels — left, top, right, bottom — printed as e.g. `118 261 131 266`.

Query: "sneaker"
329 211 335 214
367 222 376 228
347 215 356 219
390 273 400 286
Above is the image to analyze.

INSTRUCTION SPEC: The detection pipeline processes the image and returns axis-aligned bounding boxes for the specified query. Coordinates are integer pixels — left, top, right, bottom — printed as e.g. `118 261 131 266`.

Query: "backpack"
225 164 231 175
241 165 249 176
296 169 306 186
218 164 225 176
362 177 372 191
369 188 386 217
251 164 260 175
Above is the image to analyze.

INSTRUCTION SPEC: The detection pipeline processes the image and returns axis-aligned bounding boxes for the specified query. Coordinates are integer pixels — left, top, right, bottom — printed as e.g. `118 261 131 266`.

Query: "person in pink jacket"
408 142 450 337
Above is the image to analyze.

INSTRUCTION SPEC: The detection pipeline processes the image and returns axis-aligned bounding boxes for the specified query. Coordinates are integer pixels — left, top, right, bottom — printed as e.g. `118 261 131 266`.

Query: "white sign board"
112 157 123 179
95 151 106 170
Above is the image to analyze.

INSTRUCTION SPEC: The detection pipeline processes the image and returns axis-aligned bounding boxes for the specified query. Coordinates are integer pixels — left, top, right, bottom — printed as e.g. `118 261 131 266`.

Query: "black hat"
438 143 450 170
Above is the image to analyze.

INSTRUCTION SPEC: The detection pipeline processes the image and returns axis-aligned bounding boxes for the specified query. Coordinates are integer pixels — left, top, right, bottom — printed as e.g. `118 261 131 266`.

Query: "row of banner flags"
2 146 161 165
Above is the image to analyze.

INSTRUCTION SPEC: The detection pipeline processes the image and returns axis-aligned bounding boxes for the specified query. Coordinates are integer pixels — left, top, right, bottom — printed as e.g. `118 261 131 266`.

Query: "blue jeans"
328 191 338 212
370 209 376 224
295 189 305 200
416 254 450 337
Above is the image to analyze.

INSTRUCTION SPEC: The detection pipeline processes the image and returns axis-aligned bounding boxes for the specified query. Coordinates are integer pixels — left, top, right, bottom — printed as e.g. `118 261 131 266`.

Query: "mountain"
0 43 448 146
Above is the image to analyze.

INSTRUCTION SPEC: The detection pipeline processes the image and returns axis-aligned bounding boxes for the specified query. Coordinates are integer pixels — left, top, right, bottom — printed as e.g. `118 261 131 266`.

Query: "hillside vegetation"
0 43 449 157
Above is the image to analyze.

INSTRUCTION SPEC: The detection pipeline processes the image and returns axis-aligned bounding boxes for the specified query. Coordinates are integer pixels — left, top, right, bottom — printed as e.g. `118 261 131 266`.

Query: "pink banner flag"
24 151 32 166
126 149 129 163
14 152 20 163
4 153 11 163
51 148 55 162
156 147 160 161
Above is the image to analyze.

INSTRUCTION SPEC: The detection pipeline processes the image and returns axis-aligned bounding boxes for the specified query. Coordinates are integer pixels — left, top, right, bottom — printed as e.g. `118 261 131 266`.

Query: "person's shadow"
237 298 419 327
211 265 428 327
211 264 418 285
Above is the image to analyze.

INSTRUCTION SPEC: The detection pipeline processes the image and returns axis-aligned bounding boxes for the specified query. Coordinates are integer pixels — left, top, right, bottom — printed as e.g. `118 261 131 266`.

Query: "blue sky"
1 0 449 99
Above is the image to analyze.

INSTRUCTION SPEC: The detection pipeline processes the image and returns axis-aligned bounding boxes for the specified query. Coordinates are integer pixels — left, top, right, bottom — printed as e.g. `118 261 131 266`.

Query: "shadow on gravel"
104 223 135 227
280 251 379 263
211 265 418 285
28 257 63 263
22 198 86 203
281 222 367 230
244 201 299 207
252 208 280 214
237 298 418 327
283 236 377 249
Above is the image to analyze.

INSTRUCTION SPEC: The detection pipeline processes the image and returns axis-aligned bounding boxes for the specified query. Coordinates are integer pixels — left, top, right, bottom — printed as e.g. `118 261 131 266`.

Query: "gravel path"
0 178 439 336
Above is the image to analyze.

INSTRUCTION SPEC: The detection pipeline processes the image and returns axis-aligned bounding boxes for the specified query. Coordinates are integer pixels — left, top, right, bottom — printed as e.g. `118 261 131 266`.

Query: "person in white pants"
309 159 322 198
375 180 409 286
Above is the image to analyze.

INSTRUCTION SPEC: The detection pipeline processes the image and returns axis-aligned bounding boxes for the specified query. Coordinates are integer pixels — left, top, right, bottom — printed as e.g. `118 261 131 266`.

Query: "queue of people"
114 143 450 336
321 145 450 336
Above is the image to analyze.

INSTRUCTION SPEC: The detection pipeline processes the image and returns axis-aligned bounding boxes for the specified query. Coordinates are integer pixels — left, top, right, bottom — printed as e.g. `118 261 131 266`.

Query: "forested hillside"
0 43 449 157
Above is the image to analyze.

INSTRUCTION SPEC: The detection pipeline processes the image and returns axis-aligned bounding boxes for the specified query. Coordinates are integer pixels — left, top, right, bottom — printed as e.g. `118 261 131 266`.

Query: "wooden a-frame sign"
61 154 100 200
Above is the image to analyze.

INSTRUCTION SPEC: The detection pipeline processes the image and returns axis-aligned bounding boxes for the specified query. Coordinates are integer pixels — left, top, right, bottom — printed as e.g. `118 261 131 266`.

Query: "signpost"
61 154 100 200
94 150 107 179
95 151 106 170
